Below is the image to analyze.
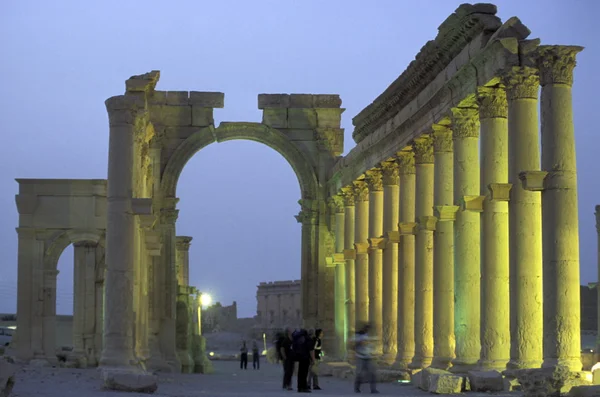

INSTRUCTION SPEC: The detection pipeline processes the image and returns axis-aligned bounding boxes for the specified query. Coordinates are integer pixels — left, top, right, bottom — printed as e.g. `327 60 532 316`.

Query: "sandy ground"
8 360 453 397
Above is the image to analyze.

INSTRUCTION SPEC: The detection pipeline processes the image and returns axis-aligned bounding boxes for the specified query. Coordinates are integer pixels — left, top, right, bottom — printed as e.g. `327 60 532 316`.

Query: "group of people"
239 340 261 370
275 323 379 394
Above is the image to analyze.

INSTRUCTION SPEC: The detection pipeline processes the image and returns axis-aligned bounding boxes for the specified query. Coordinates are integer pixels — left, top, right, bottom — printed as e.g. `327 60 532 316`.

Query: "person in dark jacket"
281 327 295 390
308 328 323 390
294 328 315 393
240 341 248 370
252 341 260 369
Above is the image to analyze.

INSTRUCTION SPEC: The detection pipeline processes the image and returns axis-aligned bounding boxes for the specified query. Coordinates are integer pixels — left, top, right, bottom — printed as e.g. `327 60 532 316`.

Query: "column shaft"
431 125 458 369
396 149 416 368
504 67 543 369
451 107 482 371
353 181 370 329
366 170 384 356
382 161 400 364
332 197 347 359
341 188 356 358
538 46 583 370
411 136 435 369
596 206 600 356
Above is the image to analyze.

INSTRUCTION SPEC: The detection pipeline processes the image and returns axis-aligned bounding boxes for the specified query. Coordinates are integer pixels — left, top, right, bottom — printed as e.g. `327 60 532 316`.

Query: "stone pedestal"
411 135 435 369
366 169 384 356
478 86 511 370
395 148 416 369
381 161 400 364
353 180 370 329
450 107 483 372
537 45 584 371
341 187 356 361
431 124 458 370
504 67 543 369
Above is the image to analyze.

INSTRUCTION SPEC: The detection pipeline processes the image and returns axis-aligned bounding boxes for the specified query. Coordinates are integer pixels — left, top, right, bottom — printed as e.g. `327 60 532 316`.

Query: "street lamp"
200 293 212 308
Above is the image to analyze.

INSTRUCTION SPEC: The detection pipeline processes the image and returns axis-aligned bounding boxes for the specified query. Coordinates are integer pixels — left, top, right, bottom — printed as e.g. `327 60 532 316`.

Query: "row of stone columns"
330 46 583 371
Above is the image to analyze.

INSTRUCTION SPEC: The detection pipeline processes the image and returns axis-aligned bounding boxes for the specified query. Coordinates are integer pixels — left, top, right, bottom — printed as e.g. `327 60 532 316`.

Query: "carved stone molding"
503 66 539 100
340 186 355 207
398 222 417 235
413 135 434 164
432 124 453 153
15 194 38 215
160 208 179 225
519 171 548 191
477 86 508 119
385 230 400 244
460 195 485 212
451 107 480 138
295 199 318 225
353 180 369 203
343 249 356 261
381 160 400 185
397 148 415 175
368 237 386 250
536 45 584 87
328 195 345 214
145 230 162 256
488 183 513 201
176 236 193 251
418 216 437 231
354 242 370 255
365 169 383 191
434 205 459 222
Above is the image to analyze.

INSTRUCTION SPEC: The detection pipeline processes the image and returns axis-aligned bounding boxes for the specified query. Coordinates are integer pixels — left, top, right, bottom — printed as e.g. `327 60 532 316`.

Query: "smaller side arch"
44 229 104 270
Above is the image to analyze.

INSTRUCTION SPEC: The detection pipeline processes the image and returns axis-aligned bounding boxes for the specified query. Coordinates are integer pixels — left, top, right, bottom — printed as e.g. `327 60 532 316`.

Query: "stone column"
100 95 138 369
396 148 416 368
381 160 400 364
431 123 458 369
597 206 600 356
353 180 370 329
175 236 193 373
341 187 356 359
503 67 543 369
42 269 58 365
176 237 192 287
537 45 584 371
478 86 511 370
366 169 384 356
331 195 347 359
72 242 98 367
411 135 436 369
451 107 483 372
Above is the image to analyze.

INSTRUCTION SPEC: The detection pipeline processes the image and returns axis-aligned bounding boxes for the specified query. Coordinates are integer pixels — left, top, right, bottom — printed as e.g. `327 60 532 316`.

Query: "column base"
145 354 174 373
102 367 158 393
392 355 412 370
409 356 432 370
99 350 138 370
177 350 194 374
67 351 89 368
478 358 509 371
430 356 453 370
381 352 397 366
507 358 543 370
449 360 479 374
542 358 583 372
193 355 213 374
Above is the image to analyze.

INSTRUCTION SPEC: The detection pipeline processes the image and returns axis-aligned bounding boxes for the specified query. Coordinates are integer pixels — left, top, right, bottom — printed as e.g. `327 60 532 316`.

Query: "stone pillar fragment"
431 124 458 369
175 236 193 373
366 169 384 356
381 160 400 364
395 148 416 369
72 242 98 367
451 107 483 372
42 269 58 365
597 206 600 357
341 187 356 359
331 195 347 359
353 180 370 329
411 135 436 369
176 236 192 287
503 67 544 369
478 86 511 370
536 45 583 371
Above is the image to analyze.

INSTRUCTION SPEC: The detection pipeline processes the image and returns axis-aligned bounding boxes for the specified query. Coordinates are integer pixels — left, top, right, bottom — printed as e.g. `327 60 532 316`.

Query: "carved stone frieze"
353 180 369 203
340 186 355 207
536 45 584 87
413 135 434 164
365 169 383 191
477 86 508 119
503 66 539 100
397 148 415 175
381 160 399 186
451 107 480 138
176 236 192 251
160 208 179 225
328 195 345 214
295 199 319 225
432 124 453 153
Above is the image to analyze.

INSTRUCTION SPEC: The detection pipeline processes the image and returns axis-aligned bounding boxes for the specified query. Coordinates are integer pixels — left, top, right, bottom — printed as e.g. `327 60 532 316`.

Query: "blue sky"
0 1 598 318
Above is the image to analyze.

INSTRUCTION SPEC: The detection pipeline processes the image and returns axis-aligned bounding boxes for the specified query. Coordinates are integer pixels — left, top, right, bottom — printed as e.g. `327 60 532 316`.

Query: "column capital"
477 86 508 119
105 94 147 127
340 186 355 207
160 208 179 225
343 249 356 260
385 230 400 244
459 195 485 212
145 230 162 256
503 66 540 100
397 147 415 174
519 171 548 191
328 195 345 214
176 236 193 251
354 242 370 255
44 269 60 279
365 169 383 191
295 199 319 225
332 253 345 264
536 45 584 87
434 205 459 222
451 107 480 138
368 237 386 250
413 135 434 164
432 124 453 153
488 183 513 201
353 180 369 203
381 160 399 186
398 222 417 235
417 216 437 231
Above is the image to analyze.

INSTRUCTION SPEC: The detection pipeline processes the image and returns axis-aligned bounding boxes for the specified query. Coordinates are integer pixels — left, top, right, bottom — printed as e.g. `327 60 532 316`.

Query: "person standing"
240 341 248 370
353 323 379 394
281 327 295 390
308 329 323 390
252 341 260 370
293 328 315 393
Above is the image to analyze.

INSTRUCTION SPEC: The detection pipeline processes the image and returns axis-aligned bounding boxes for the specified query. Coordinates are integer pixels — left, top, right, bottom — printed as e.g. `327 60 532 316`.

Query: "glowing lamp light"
200 294 212 307
209 352 215 357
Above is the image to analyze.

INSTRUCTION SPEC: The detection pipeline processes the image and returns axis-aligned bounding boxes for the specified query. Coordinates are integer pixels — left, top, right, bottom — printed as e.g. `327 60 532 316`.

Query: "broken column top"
258 93 342 109
125 70 161 93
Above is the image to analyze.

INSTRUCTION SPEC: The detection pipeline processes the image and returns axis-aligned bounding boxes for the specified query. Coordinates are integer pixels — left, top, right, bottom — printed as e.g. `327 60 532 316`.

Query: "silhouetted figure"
308 328 323 390
252 341 260 369
280 327 295 390
353 323 379 394
240 341 248 370
292 328 314 393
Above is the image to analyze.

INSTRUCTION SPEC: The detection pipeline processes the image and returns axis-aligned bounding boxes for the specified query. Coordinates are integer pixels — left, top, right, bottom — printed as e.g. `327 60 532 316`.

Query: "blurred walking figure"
353 323 379 394
308 329 323 390
279 327 295 390
240 340 248 370
252 341 260 369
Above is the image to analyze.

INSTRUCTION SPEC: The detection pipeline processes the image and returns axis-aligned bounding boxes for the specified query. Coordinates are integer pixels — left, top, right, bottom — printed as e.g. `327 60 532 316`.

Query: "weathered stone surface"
149 105 192 126
262 108 288 129
289 94 313 108
166 91 189 105
429 373 464 394
467 370 504 392
419 368 453 391
287 108 317 129
504 377 522 392
315 108 343 129
189 91 224 108
103 370 158 393
377 369 411 383
517 366 592 397
411 370 422 387
0 360 17 397
313 94 342 108
569 385 600 397
258 93 290 109
191 106 214 127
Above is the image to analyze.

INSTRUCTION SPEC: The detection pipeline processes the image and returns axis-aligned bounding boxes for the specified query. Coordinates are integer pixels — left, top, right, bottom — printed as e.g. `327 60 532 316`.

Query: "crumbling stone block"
149 105 192 126
377 369 410 383
258 93 290 109
569 385 600 397
429 373 464 394
289 94 313 108
103 369 158 394
166 91 189 105
287 108 316 129
192 107 214 127
262 108 288 129
420 368 453 391
467 370 504 392
504 377 522 392
189 91 224 108
517 365 592 397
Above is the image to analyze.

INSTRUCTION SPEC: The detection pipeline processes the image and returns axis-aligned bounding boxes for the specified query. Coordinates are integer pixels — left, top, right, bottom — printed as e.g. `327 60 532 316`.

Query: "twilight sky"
0 1 598 318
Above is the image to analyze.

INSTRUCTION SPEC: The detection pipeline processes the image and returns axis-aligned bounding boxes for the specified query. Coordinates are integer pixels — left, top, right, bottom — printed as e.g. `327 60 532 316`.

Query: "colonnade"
330 46 583 371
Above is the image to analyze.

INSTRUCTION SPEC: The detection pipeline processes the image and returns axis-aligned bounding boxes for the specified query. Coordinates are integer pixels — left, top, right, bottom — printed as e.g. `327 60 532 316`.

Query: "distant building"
202 302 237 333
255 280 302 331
